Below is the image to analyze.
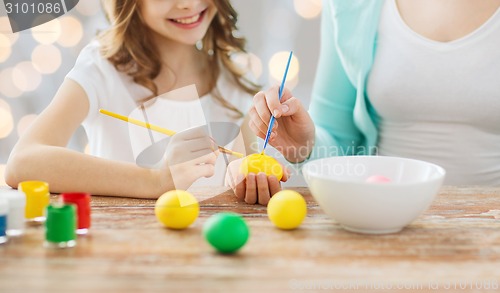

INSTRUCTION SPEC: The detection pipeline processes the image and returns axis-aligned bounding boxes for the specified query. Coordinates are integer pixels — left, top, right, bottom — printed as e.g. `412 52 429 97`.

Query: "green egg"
203 213 249 254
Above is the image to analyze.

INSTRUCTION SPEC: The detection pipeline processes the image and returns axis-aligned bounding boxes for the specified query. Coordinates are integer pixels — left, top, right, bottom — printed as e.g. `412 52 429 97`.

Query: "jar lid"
0 189 26 208
45 204 76 243
18 181 49 197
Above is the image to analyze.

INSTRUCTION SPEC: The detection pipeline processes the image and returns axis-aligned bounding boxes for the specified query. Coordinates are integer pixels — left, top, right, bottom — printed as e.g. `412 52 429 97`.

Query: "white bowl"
302 156 445 234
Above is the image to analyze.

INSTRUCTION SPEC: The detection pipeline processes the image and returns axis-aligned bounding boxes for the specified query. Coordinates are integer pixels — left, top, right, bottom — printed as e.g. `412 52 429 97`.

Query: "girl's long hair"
98 0 259 117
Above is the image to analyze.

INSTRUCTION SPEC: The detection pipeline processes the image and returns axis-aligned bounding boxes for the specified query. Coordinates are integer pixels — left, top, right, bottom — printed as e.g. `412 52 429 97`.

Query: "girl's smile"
168 8 208 29
140 0 217 46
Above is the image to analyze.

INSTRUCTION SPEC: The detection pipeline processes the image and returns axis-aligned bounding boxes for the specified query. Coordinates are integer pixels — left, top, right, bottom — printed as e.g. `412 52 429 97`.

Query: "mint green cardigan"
308 0 385 159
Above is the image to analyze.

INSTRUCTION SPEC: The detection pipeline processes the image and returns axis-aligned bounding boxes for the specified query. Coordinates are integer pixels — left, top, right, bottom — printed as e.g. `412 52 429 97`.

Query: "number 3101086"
5 2 62 14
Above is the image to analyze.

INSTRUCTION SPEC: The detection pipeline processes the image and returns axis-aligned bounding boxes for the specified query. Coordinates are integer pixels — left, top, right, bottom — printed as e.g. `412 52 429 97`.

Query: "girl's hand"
225 158 289 206
249 86 316 162
160 126 219 191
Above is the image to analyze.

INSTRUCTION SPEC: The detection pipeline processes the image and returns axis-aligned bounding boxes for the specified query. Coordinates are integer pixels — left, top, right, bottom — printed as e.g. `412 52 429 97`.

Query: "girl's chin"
165 32 208 46
151 31 205 47
171 37 204 47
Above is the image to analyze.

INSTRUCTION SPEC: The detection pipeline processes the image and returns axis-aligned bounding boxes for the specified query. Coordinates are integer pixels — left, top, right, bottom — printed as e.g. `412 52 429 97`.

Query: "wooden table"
1 186 500 292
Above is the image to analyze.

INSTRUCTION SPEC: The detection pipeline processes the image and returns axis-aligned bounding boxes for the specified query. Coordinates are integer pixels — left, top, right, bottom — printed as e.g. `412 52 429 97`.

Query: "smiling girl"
5 0 264 198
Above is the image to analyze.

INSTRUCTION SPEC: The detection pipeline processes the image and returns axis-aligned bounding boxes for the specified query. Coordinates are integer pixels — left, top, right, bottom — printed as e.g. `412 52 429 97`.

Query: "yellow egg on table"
267 190 307 230
155 190 199 229
239 153 283 180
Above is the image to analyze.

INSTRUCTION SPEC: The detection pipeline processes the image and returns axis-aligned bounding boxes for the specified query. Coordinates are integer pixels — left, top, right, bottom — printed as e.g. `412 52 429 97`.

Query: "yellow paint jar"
19 181 50 222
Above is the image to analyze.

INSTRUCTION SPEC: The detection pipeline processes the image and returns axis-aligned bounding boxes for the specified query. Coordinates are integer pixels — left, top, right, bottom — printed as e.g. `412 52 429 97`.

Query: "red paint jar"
60 193 91 235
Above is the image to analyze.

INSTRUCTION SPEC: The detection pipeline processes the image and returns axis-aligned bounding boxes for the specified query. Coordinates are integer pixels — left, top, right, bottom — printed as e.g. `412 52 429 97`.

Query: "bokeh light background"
0 0 321 187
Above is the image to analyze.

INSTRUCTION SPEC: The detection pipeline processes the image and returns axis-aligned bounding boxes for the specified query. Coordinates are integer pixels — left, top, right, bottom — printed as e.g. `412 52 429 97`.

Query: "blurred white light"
0 108 14 138
294 0 322 19
31 44 62 74
0 99 11 112
268 75 299 92
76 0 101 16
0 17 19 45
248 53 263 79
31 17 61 45
0 35 11 62
232 52 263 80
13 62 42 92
269 51 300 82
0 68 23 98
0 164 7 187
57 16 83 47
17 114 38 137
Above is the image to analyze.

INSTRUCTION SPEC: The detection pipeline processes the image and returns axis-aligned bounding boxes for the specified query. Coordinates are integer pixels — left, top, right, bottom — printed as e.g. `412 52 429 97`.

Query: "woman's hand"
249 86 315 162
225 158 289 206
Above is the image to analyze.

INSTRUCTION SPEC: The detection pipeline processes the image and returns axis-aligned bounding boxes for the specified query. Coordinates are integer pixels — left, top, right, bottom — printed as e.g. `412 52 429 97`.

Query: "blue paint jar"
0 198 8 244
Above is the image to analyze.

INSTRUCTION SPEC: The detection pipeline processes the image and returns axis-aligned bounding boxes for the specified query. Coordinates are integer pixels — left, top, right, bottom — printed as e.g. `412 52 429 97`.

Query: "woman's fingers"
226 159 246 201
279 96 302 118
248 118 267 140
280 165 290 182
244 173 257 204
252 91 281 129
268 175 282 196
239 173 283 206
256 172 271 205
265 86 293 118
234 174 246 202
253 91 273 126
248 107 268 138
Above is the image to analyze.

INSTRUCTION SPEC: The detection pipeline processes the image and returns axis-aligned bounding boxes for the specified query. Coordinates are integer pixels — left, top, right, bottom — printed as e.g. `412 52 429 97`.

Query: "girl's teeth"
173 14 200 24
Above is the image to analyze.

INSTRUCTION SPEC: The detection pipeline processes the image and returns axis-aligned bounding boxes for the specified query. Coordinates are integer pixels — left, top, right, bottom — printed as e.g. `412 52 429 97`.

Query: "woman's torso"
367 0 500 185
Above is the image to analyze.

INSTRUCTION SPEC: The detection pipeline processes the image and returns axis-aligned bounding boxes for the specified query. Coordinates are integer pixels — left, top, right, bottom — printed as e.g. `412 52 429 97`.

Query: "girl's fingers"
188 150 218 165
244 173 257 204
256 172 271 206
194 162 216 179
185 137 213 152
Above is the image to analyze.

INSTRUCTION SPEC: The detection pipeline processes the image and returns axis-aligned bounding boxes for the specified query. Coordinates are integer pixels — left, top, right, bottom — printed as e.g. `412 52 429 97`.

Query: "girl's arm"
5 80 208 198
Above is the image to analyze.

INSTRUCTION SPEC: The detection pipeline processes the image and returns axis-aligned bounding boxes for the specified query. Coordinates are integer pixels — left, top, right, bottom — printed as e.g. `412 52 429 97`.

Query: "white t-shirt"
367 0 500 186
66 41 254 187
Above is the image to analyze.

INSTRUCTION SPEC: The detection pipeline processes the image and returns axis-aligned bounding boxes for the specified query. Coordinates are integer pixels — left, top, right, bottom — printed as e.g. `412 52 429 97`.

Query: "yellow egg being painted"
239 153 283 180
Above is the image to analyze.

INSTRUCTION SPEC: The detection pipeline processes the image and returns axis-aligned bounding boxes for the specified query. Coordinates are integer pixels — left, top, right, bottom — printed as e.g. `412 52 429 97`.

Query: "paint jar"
45 204 77 249
0 189 26 236
0 198 8 244
19 181 50 223
61 193 91 235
